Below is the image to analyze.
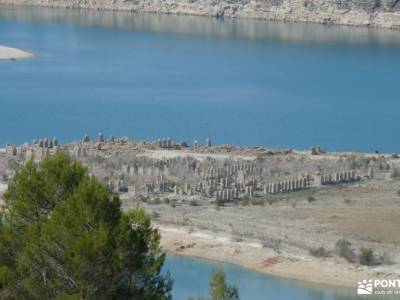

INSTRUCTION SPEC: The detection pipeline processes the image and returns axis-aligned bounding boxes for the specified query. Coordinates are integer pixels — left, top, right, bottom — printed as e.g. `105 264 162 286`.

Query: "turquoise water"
1 6 400 152
165 255 385 300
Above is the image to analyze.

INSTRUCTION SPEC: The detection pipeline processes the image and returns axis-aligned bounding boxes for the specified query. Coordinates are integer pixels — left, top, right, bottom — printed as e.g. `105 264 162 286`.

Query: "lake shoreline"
0 45 33 60
158 225 392 289
2 137 400 289
1 0 400 30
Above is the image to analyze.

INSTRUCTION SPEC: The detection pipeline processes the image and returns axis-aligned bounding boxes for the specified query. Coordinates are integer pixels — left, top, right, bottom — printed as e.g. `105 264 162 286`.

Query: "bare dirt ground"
1 140 400 287
127 176 400 287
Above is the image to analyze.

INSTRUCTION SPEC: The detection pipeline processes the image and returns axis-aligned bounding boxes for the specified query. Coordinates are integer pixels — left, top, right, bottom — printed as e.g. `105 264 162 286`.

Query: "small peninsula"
0 45 33 60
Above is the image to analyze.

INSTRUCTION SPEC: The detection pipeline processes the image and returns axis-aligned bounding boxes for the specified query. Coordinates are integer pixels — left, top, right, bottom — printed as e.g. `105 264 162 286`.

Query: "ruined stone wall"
1 133 393 201
1 0 400 29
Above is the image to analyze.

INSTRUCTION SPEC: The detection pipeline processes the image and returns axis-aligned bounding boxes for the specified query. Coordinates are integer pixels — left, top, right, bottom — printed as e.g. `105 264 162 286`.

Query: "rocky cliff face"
1 0 400 28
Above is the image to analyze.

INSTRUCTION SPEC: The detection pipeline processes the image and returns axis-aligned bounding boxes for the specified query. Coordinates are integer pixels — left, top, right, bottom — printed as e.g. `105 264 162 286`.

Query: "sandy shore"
0 45 33 60
158 225 399 289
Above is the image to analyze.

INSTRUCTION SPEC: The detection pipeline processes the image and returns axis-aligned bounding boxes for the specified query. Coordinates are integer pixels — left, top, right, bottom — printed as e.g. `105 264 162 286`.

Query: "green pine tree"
0 154 172 300
188 269 239 300
210 269 239 300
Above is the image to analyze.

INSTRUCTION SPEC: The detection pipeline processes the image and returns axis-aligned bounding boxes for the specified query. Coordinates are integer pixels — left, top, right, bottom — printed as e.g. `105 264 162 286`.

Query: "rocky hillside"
1 0 400 28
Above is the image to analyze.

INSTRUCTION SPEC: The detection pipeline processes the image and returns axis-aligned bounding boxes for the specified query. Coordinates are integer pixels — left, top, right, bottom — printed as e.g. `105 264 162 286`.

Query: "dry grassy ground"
1 143 400 286
127 175 400 287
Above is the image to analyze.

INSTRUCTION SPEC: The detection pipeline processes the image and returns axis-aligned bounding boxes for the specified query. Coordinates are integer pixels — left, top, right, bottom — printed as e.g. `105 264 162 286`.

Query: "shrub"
215 198 225 207
239 197 250 206
309 246 329 257
378 252 393 265
250 198 264 206
118 185 128 193
262 238 281 252
335 239 356 263
6 159 19 171
151 211 160 219
307 196 316 203
138 195 147 202
359 248 375 266
391 169 400 179
152 197 161 205
349 156 370 169
266 197 279 205
189 200 198 206
343 198 352 205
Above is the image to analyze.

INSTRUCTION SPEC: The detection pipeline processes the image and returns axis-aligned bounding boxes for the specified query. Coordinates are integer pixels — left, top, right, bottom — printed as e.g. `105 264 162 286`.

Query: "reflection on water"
1 5 400 152
165 254 390 300
2 5 400 45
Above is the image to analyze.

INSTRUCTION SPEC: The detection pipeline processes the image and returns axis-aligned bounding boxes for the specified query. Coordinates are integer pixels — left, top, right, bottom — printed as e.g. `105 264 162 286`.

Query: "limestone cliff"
1 0 400 29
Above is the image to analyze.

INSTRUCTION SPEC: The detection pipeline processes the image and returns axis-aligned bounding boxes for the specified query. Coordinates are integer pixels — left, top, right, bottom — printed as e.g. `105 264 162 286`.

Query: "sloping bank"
1 0 400 29
158 225 398 289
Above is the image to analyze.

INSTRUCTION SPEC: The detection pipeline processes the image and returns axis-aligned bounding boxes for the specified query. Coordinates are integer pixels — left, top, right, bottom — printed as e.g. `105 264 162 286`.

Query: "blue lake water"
1 6 400 152
165 254 388 300
1 5 399 300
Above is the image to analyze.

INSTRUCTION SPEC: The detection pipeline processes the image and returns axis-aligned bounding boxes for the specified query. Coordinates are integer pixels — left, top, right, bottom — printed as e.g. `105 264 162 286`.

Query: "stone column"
83 134 90 143
206 138 212 148
98 132 104 142
368 167 374 178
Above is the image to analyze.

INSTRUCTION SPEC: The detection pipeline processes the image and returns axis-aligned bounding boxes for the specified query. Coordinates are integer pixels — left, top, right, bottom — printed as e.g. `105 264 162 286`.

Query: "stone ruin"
102 155 263 201
206 138 212 148
82 134 90 143
85 145 369 202
215 188 239 201
263 170 359 194
4 137 60 160
319 170 360 185
158 138 173 148
1 133 375 203
311 145 323 155
264 176 310 194
98 132 104 143
5 144 17 156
